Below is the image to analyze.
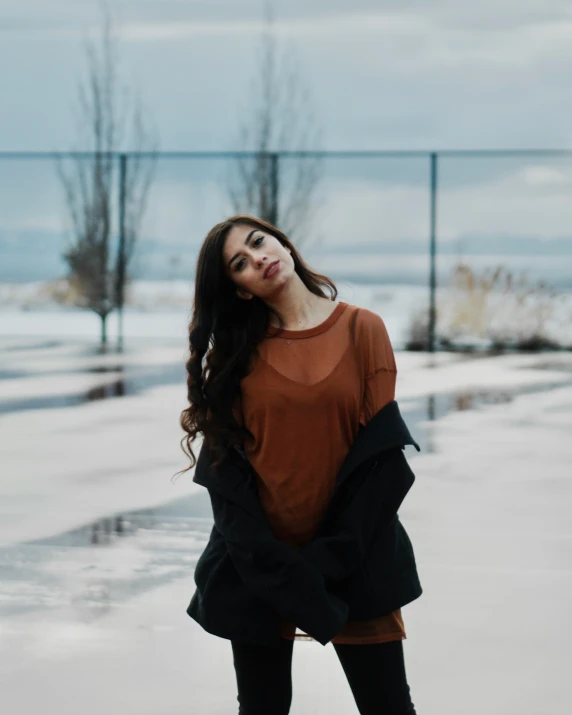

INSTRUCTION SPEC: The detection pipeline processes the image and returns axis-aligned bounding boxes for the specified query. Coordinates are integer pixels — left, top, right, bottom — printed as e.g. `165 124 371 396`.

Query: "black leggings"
231 637 417 715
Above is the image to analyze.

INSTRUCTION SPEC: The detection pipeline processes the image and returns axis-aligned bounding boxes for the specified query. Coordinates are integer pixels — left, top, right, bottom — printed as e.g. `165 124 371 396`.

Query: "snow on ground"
0 281 426 349
3 278 572 349
1 329 572 713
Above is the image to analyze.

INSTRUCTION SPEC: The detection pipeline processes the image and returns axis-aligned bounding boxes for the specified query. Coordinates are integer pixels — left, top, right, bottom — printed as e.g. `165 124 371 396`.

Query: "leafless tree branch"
225 1 325 249
55 2 158 348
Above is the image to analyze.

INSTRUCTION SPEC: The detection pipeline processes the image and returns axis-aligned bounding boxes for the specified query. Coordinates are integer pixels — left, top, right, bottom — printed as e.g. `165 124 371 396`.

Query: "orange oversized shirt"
237 301 406 645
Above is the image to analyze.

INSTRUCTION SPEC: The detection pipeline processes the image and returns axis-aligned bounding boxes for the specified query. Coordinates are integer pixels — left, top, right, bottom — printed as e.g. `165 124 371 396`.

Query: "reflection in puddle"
396 381 572 454
0 370 29 380
85 365 125 374
427 394 435 422
428 381 569 421
91 515 125 544
0 362 186 414
86 379 126 401
1 340 63 352
418 380 570 452
0 494 213 620
425 388 513 424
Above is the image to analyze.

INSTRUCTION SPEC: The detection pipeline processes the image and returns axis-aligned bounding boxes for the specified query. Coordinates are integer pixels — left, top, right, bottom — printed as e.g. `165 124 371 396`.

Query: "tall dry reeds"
406 260 571 351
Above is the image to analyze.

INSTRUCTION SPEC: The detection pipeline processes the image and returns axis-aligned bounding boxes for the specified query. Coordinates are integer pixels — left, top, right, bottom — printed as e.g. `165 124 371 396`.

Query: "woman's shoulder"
345 303 389 335
345 303 395 371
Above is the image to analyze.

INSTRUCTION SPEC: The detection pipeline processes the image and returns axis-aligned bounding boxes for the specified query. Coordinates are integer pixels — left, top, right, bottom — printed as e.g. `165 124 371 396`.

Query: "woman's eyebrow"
228 229 258 268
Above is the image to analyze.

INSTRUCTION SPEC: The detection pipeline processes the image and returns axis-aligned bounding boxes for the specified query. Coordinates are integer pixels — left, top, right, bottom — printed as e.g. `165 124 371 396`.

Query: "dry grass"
406 261 571 352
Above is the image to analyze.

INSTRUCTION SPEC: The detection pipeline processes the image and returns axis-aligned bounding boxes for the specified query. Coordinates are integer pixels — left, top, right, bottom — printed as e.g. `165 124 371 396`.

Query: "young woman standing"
179 215 422 715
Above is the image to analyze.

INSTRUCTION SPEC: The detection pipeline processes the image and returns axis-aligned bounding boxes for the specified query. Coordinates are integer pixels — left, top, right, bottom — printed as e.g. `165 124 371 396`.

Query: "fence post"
116 153 127 352
269 152 279 226
429 152 438 353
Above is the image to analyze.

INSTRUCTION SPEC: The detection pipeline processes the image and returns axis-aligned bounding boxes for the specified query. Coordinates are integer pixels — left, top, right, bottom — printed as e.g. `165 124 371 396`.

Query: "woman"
178 214 422 715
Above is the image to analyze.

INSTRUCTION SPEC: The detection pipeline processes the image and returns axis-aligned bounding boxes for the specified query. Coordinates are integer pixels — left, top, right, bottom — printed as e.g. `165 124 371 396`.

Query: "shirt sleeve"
358 311 397 427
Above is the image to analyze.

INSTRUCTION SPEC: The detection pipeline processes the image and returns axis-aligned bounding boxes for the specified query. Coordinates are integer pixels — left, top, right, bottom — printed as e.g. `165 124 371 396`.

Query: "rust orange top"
236 301 406 644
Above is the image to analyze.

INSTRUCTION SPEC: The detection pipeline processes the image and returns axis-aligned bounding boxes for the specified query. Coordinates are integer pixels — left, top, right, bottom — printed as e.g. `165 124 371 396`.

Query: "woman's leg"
332 639 417 715
231 637 295 715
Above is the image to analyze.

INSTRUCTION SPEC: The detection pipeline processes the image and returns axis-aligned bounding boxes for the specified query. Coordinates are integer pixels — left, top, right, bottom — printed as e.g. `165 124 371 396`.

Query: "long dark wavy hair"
173 214 338 478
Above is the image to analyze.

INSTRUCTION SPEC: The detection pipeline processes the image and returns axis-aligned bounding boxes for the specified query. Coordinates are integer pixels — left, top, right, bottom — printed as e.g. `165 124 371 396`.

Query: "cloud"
119 12 429 42
3 2 572 153
521 165 571 187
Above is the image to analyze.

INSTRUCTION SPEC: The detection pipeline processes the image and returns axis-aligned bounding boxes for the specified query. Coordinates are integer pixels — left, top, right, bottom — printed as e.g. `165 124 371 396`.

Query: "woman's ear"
237 289 253 300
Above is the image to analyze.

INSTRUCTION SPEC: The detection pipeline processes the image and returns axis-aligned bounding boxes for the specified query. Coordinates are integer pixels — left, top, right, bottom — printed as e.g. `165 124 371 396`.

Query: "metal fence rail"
2 149 572 351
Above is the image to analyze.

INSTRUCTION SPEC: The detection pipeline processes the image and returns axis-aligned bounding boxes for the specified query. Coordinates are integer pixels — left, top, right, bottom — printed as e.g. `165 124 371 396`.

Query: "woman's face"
222 224 294 300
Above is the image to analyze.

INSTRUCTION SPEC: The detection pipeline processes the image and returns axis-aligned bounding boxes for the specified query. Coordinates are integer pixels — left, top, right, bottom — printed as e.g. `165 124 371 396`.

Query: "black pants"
231 637 417 715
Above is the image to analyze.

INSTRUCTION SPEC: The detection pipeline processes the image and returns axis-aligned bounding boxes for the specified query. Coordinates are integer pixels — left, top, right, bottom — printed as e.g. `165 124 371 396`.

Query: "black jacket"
186 399 423 647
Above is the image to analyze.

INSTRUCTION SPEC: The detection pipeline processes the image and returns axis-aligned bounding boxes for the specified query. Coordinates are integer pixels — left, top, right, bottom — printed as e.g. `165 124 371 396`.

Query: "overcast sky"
3 0 572 151
3 0 572 286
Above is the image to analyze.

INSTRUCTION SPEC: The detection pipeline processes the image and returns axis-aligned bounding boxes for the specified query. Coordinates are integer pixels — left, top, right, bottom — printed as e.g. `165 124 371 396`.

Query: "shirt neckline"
267 301 348 339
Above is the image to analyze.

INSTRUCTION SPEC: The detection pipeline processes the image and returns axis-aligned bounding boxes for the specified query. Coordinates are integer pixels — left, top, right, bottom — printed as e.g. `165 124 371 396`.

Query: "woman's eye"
235 236 264 271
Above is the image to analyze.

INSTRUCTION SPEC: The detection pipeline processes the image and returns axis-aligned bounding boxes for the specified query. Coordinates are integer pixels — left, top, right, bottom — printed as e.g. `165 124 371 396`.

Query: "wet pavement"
1 362 571 621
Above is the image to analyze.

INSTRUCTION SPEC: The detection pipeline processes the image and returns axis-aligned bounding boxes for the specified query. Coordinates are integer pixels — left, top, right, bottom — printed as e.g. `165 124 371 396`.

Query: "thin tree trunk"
100 313 108 347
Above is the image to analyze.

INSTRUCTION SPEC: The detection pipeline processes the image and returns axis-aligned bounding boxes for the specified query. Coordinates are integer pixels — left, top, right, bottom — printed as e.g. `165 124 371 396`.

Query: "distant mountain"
326 235 572 256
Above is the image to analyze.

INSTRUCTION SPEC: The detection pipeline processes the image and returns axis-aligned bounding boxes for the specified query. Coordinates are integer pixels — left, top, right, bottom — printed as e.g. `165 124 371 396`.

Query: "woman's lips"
264 261 279 279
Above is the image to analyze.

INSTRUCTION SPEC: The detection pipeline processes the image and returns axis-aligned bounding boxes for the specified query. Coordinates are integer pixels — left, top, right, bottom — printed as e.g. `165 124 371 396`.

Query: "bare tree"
226 1 325 247
56 4 157 350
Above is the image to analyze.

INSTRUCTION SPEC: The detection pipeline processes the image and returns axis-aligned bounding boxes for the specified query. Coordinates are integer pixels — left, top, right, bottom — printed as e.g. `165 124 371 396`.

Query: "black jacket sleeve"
298 447 416 582
206 487 349 646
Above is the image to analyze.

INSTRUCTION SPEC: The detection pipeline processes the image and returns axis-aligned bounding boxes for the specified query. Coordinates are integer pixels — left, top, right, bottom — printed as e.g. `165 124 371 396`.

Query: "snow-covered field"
0 280 424 349
3 278 572 350
1 313 572 714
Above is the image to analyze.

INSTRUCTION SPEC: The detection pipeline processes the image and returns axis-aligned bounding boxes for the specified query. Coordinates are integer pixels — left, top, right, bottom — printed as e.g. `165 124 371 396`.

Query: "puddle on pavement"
1 377 571 620
0 362 186 414
405 379 572 453
0 339 64 352
0 369 29 380
528 360 572 373
0 494 213 619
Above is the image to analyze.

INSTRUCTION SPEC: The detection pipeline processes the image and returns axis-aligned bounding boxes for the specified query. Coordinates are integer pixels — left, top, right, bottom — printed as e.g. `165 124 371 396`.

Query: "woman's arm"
205 485 349 645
